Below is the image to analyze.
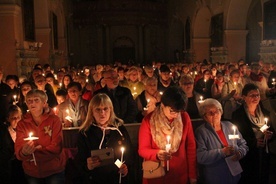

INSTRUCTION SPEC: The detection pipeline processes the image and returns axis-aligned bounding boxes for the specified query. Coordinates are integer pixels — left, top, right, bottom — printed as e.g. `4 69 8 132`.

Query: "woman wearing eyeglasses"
138 86 197 184
195 98 248 184
232 83 274 184
75 93 133 184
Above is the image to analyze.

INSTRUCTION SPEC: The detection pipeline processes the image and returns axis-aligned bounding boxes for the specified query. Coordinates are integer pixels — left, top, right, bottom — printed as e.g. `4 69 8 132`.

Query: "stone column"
0 4 22 75
224 30 248 62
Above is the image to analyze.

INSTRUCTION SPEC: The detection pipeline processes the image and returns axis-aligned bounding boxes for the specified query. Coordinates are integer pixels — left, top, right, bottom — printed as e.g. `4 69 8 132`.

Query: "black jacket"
76 124 134 184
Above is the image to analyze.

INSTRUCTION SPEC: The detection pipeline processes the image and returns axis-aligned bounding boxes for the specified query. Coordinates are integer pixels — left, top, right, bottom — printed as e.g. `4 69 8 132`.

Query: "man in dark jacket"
94 69 138 123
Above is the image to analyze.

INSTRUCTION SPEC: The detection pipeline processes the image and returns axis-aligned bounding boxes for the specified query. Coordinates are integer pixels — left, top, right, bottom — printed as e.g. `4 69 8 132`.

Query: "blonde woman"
76 93 133 184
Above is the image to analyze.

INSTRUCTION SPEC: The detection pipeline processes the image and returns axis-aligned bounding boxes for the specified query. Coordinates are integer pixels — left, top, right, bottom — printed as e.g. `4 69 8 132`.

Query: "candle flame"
200 96 203 101
29 132 33 138
13 95 17 100
166 135 171 144
264 117 268 124
133 87 136 91
147 99 150 103
121 147 125 153
66 109 69 114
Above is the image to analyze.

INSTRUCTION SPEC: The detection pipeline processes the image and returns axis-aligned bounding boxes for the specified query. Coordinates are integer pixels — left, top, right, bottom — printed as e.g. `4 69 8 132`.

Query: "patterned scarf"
149 105 183 153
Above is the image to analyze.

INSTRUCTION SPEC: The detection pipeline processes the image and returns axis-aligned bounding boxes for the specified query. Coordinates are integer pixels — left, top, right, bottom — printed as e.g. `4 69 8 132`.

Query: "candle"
13 95 17 102
119 147 125 184
204 79 207 88
59 83 62 88
165 136 171 171
198 96 204 103
86 79 89 83
53 107 57 115
54 74 57 80
264 117 268 125
23 132 39 166
232 126 236 136
159 91 163 95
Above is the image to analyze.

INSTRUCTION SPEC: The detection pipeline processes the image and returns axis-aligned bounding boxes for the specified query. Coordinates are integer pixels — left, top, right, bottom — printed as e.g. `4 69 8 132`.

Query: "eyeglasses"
94 107 110 113
247 94 260 98
204 109 220 116
182 82 194 86
168 107 182 114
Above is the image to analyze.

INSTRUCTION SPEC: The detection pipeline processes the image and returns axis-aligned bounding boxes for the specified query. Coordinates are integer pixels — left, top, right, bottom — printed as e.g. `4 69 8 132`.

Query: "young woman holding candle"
195 98 248 184
232 83 274 184
0 105 27 184
138 86 197 184
75 93 133 184
14 89 66 184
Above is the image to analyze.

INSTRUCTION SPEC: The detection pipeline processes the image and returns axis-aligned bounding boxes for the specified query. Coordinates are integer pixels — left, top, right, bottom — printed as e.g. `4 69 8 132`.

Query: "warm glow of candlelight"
29 132 33 138
200 96 203 101
264 117 268 125
59 83 62 87
147 99 150 103
159 92 163 95
232 126 236 136
66 109 69 114
86 79 89 83
133 87 136 91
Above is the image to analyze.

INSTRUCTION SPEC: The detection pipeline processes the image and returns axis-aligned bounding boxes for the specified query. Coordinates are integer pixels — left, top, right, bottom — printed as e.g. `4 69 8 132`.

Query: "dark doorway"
113 47 135 64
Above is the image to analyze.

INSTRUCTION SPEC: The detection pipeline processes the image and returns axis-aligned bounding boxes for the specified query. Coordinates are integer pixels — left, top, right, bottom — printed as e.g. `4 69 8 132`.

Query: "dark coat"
232 104 273 184
94 86 138 123
0 123 27 184
76 124 134 184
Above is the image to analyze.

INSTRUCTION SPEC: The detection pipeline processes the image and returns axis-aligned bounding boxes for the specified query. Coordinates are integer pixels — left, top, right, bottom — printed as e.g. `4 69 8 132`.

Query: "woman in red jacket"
138 86 197 184
15 89 66 184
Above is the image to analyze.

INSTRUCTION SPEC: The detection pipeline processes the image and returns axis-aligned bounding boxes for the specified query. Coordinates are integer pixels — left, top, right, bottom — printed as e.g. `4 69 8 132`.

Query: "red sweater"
15 111 66 178
138 112 197 184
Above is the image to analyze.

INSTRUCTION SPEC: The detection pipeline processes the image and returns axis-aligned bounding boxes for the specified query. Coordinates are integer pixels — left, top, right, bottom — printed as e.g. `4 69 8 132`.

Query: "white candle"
166 136 171 171
13 95 17 102
204 79 207 88
232 126 236 136
59 83 62 88
264 117 268 125
23 132 39 166
86 79 89 83
119 147 125 184
159 91 163 95
53 107 57 115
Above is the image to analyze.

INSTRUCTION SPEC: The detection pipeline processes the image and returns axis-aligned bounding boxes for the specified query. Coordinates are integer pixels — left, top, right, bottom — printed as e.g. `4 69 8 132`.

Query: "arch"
113 36 135 48
113 36 135 64
193 7 212 38
225 0 252 29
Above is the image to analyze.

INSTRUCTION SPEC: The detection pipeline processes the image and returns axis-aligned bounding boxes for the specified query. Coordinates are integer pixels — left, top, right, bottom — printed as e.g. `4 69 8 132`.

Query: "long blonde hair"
79 93 123 132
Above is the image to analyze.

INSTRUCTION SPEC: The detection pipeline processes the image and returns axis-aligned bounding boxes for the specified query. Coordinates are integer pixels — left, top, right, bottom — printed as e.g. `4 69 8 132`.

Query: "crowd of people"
0 59 276 184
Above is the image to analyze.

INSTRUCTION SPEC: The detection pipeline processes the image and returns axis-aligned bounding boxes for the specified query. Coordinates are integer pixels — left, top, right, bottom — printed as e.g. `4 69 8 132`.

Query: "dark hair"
230 69 240 76
45 73 55 79
6 75 19 83
67 82 82 91
159 64 171 73
161 86 187 111
20 81 34 89
56 89 67 97
242 83 259 96
6 105 22 121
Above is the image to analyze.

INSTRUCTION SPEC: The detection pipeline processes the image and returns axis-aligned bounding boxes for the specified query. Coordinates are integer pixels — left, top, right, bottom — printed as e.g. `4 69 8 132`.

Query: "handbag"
142 160 165 179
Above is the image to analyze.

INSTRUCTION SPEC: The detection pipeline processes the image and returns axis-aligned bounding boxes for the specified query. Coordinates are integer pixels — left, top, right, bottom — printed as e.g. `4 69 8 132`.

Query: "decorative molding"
0 4 21 16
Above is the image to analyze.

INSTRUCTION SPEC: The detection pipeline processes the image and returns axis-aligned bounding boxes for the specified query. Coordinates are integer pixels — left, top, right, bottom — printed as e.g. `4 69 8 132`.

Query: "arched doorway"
113 36 135 64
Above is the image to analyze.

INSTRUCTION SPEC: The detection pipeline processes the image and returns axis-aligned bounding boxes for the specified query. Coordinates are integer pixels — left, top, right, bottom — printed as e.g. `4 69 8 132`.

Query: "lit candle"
53 107 57 115
198 96 204 103
264 117 268 125
159 91 163 95
232 126 236 136
272 78 275 88
86 79 89 83
119 147 125 184
204 79 207 88
194 71 197 75
165 136 171 171
59 83 62 88
23 132 39 166
13 95 17 102
54 74 57 80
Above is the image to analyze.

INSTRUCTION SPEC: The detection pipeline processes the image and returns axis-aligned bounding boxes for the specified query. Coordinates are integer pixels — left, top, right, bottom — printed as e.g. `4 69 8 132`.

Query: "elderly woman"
195 98 248 184
232 83 274 184
138 86 197 184
136 76 161 122
75 93 133 184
